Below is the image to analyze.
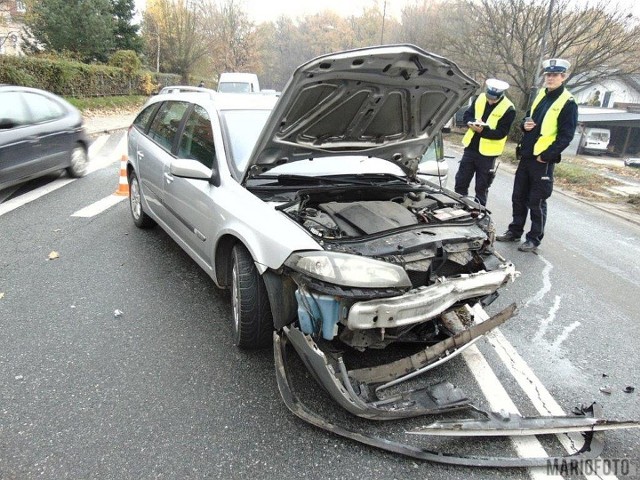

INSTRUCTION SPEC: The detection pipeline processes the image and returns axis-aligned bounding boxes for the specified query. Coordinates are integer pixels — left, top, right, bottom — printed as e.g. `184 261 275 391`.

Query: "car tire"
66 145 88 178
231 244 273 349
128 171 156 228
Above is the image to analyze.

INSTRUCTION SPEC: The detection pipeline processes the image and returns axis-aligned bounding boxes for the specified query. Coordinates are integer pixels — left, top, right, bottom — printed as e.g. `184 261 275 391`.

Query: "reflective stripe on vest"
530 88 573 155
461 93 514 156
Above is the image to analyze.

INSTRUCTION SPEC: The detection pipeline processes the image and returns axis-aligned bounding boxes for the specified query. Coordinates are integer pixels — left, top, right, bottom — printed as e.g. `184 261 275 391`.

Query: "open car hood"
242 44 477 183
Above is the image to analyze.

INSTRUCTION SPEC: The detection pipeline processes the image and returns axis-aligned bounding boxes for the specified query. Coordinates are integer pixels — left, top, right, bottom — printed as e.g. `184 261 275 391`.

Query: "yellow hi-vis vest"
462 93 514 156
529 87 574 155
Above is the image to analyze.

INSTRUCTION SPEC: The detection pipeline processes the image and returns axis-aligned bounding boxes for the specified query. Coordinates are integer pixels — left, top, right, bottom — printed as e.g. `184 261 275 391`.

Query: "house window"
16 1 26 12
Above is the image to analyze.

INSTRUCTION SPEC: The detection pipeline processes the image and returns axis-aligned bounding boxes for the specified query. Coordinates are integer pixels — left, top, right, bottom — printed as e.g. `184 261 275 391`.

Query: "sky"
135 0 640 24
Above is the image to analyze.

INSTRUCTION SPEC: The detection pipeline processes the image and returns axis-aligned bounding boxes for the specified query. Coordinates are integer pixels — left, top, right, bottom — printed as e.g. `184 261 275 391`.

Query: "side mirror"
0 118 19 130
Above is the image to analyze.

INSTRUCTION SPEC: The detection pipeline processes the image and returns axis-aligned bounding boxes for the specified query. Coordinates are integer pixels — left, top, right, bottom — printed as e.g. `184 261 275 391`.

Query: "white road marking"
462 345 562 479
88 134 109 158
87 134 127 174
71 194 126 217
526 254 554 307
0 179 74 217
550 321 581 350
488 328 618 479
533 294 562 342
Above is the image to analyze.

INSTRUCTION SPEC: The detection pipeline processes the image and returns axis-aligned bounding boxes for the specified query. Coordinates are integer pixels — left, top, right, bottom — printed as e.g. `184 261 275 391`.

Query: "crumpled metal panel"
346 263 517 329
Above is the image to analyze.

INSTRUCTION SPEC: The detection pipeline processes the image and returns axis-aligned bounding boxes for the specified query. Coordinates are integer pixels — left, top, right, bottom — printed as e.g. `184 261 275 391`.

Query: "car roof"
146 90 279 111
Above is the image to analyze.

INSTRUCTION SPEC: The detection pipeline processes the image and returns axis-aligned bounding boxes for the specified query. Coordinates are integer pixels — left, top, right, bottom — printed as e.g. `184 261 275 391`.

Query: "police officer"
455 78 515 206
497 58 578 252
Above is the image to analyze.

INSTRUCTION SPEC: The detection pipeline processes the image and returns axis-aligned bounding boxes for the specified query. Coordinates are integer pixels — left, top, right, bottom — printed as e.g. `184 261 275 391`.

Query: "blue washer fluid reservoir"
295 290 342 340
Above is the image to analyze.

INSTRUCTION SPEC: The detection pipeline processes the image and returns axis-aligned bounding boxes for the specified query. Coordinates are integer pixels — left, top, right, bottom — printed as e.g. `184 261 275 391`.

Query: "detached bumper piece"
273 304 640 467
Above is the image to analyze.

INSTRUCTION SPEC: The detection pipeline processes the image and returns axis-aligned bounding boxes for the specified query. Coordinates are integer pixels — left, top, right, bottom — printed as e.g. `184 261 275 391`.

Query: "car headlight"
284 251 412 288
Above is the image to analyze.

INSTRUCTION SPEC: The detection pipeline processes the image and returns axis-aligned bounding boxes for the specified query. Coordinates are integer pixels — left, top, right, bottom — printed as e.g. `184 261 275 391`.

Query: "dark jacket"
519 85 578 163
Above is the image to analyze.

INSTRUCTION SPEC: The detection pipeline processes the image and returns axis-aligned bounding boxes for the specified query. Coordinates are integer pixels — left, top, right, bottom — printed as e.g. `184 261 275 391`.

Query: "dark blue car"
0 85 89 192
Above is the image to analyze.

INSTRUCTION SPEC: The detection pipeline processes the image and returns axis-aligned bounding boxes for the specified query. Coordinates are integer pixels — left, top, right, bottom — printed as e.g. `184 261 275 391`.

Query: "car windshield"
220 109 272 171
219 82 251 93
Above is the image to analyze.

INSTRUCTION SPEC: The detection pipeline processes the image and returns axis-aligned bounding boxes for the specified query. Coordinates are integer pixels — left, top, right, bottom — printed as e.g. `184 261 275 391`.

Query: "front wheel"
231 244 273 349
66 145 88 178
128 171 156 228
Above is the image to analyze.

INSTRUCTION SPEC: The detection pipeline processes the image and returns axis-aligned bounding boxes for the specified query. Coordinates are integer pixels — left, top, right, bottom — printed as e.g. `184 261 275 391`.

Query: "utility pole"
380 0 387 44
527 0 555 108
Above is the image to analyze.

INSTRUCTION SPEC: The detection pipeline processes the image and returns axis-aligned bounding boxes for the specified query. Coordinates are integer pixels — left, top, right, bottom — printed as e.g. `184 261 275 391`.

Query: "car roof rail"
158 86 216 96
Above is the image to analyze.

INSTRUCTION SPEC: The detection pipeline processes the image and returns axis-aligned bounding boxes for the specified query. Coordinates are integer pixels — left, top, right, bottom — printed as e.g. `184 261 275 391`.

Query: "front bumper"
347 263 517 330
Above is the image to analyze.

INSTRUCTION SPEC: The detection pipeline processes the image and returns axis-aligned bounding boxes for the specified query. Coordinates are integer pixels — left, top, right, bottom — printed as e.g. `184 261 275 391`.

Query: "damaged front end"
273 304 640 467
262 187 639 467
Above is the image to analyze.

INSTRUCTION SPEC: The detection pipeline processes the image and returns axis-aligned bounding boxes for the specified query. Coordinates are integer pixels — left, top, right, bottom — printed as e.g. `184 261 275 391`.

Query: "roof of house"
579 106 640 125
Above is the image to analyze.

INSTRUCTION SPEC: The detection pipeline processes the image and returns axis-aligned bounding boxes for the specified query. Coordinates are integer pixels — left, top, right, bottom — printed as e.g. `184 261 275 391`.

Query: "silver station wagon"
126 45 631 466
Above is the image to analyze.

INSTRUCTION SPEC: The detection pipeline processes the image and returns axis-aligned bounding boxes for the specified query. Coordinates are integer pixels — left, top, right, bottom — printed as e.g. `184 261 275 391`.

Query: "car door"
22 92 71 170
0 91 36 190
135 101 189 222
163 105 217 265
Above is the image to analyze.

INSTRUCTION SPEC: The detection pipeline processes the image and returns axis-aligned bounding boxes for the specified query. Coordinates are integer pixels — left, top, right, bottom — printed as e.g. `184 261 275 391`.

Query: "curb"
86 125 130 138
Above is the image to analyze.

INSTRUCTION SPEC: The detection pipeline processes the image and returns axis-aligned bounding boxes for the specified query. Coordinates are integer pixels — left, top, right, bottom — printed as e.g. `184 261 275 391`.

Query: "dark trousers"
507 156 555 245
454 149 496 206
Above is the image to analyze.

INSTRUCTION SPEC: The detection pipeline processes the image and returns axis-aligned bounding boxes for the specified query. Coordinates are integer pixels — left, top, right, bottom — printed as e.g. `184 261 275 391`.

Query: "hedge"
0 55 181 97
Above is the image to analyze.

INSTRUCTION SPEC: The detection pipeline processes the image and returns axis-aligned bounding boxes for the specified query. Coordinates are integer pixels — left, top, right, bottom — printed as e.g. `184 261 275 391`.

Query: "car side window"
22 92 65 123
178 106 215 169
133 103 160 133
0 91 31 128
147 101 189 152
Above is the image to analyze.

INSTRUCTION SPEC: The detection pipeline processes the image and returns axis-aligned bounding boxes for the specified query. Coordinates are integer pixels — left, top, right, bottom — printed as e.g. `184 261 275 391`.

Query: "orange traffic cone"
115 154 129 196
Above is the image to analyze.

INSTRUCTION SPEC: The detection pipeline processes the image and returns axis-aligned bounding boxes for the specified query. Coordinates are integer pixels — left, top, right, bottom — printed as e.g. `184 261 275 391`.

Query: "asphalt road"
1 134 639 479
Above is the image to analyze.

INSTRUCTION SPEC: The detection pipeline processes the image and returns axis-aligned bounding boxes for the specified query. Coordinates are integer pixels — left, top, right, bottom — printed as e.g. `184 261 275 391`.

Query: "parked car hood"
243 44 477 184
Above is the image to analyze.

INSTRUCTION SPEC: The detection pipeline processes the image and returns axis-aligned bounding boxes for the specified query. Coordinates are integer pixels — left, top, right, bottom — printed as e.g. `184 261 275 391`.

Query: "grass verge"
65 95 148 115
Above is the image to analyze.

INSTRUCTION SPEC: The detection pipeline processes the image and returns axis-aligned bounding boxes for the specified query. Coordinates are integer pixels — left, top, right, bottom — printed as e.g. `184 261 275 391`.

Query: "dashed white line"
0 179 74 217
71 194 126 217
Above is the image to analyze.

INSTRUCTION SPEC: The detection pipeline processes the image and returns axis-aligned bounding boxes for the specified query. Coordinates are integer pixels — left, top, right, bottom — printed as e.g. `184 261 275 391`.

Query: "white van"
579 127 610 155
217 73 260 93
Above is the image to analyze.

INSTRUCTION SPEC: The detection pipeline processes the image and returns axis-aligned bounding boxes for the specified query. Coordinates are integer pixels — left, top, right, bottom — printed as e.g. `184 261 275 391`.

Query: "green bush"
109 50 142 75
0 55 180 97
0 64 36 86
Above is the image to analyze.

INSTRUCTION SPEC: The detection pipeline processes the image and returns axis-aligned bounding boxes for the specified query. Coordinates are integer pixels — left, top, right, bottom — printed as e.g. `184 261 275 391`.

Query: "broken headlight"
285 251 412 288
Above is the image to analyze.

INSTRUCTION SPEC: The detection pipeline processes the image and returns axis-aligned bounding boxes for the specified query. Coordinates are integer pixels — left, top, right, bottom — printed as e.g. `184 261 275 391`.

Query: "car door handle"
26 136 39 144
137 151 144 159
164 172 174 184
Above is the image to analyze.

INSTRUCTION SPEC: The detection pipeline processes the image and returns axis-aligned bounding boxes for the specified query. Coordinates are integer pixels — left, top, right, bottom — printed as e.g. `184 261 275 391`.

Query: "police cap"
485 78 509 100
542 58 570 73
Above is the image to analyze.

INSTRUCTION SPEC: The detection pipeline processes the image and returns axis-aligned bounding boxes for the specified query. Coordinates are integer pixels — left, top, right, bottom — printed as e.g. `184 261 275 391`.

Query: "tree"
443 0 640 109
200 0 259 79
142 0 209 81
395 0 453 57
23 0 116 62
111 0 143 53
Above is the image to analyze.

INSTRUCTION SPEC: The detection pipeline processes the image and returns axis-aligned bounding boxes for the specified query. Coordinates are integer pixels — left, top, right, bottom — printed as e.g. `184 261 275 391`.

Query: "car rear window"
133 103 160 132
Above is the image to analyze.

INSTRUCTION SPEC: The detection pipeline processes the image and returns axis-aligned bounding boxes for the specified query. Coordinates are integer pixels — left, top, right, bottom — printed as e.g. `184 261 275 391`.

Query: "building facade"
0 0 26 56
